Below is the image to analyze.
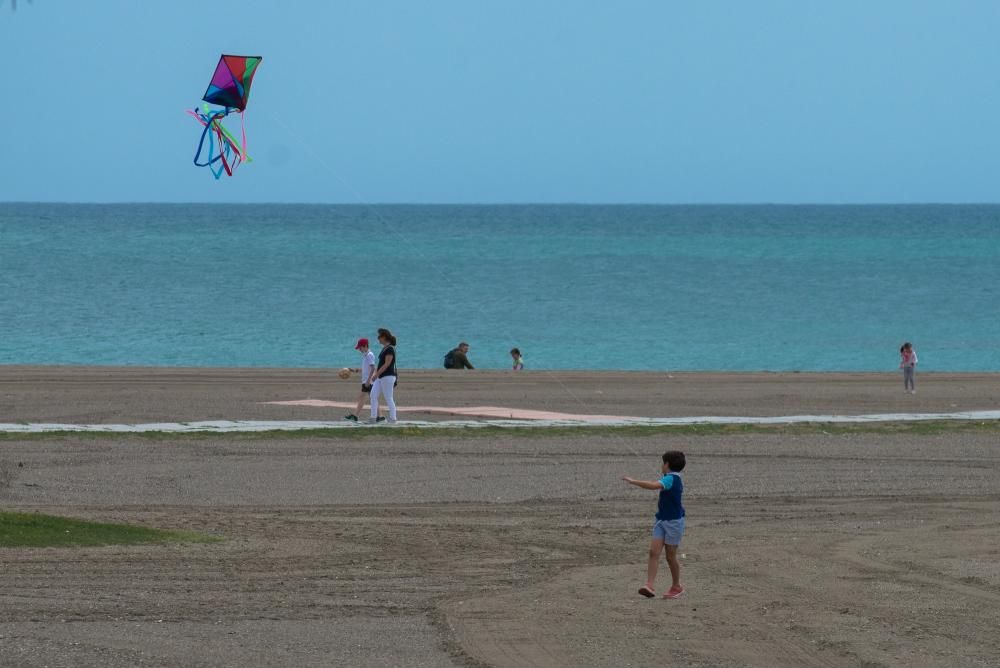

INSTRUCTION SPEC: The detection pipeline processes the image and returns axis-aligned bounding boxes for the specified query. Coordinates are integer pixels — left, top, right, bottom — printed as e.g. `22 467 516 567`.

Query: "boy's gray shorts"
652 517 685 545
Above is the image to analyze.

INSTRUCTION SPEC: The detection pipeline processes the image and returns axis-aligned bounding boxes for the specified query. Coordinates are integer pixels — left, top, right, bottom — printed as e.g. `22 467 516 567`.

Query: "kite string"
264 110 633 416
241 110 251 163
264 110 652 468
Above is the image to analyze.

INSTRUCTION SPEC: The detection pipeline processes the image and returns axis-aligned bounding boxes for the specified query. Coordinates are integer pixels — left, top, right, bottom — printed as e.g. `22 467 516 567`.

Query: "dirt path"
447 497 1000 667
1 429 998 666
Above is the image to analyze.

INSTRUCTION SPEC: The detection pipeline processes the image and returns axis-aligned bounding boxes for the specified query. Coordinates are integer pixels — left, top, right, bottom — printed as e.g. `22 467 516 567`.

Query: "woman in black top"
366 328 398 424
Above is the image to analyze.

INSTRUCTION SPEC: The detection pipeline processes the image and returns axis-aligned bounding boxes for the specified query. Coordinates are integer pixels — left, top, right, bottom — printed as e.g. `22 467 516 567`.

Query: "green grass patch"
0 419 998 442
0 511 219 548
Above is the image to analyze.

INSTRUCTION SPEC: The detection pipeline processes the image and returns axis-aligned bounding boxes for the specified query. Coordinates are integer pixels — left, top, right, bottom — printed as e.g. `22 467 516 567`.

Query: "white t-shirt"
360 351 376 383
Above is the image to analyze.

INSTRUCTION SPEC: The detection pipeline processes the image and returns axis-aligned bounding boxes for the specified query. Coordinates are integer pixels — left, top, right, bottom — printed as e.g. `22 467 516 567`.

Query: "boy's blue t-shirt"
655 472 685 521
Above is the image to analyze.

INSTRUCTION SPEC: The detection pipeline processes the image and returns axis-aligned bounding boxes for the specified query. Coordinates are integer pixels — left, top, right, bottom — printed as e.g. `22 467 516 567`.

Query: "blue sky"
2 0 999 203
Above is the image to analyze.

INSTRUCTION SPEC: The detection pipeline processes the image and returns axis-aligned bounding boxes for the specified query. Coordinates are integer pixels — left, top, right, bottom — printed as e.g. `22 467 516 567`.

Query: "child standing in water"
510 348 524 371
900 342 918 394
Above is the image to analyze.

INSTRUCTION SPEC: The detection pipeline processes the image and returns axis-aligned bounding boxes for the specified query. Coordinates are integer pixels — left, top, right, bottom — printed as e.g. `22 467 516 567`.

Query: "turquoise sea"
1 204 998 371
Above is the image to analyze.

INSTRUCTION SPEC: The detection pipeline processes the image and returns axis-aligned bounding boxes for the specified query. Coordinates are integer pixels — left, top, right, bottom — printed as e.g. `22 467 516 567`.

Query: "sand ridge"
4 407 1000 434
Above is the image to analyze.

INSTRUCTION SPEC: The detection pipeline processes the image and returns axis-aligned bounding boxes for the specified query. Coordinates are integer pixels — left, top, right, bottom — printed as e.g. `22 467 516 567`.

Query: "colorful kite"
187 54 262 179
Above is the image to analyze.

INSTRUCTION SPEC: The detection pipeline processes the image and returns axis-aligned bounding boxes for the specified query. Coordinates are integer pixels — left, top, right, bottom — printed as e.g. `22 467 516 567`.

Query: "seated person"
443 342 475 369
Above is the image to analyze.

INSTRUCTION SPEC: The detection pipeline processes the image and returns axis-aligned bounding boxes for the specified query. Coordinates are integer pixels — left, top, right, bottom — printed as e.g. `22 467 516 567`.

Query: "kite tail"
189 108 243 179
213 116 248 166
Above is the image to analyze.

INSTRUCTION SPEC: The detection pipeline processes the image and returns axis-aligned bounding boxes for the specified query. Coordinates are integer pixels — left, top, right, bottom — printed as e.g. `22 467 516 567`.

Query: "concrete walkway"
2 409 999 433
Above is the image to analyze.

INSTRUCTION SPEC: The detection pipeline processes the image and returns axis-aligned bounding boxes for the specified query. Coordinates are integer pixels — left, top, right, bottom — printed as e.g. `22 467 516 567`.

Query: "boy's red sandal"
638 586 655 598
663 585 685 599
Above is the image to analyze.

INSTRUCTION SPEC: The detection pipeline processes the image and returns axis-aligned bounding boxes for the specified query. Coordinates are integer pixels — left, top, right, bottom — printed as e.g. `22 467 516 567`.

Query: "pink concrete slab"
264 399 634 422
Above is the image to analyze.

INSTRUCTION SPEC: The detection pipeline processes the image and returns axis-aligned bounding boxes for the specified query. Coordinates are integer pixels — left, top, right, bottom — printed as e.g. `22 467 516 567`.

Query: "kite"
187 54 262 179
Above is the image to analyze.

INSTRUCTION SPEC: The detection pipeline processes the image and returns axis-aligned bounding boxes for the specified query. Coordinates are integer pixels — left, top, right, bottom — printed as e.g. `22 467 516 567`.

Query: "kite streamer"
189 54 262 179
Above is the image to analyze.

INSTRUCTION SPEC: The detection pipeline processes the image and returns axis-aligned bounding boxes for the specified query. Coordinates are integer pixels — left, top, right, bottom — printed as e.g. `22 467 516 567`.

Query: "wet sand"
2 366 999 423
1 367 999 666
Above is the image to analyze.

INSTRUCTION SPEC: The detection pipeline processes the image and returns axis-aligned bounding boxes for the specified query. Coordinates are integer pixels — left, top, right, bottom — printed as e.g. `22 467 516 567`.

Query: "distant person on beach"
344 338 375 422
510 348 524 371
443 342 474 369
368 328 398 424
622 450 686 600
900 342 918 394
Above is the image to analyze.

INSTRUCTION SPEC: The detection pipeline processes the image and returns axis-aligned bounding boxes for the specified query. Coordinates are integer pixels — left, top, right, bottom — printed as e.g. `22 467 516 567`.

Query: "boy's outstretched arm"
622 476 664 491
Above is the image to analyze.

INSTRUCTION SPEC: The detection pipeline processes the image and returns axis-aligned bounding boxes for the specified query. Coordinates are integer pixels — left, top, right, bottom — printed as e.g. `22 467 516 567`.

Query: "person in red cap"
344 337 376 422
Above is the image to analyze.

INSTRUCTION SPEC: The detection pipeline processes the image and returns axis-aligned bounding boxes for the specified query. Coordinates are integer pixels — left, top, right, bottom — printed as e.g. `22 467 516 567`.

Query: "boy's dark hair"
901 341 912 353
510 347 521 355
662 450 686 472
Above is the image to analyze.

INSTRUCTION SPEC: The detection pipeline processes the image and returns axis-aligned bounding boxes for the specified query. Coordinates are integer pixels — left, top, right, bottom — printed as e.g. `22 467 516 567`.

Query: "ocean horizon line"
5 201 1000 208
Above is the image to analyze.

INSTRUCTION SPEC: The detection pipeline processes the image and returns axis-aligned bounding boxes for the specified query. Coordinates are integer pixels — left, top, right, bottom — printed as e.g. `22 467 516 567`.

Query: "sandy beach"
2 367 999 666
3 366 1000 423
